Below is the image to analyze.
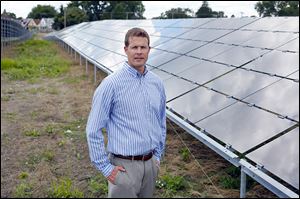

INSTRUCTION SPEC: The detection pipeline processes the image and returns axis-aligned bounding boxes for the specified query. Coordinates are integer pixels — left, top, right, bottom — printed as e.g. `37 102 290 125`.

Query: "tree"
65 7 88 26
196 1 213 18
27 5 58 19
106 1 145 19
154 7 193 19
68 1 145 20
69 1 109 21
1 9 17 19
212 11 225 18
255 1 299 17
53 5 88 30
53 5 65 30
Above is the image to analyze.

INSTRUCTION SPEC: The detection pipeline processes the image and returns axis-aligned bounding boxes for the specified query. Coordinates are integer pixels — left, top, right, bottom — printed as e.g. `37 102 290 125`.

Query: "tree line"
1 1 299 30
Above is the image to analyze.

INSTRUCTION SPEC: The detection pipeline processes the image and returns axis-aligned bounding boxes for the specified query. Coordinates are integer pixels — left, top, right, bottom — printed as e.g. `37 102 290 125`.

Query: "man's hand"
107 166 126 185
155 159 160 168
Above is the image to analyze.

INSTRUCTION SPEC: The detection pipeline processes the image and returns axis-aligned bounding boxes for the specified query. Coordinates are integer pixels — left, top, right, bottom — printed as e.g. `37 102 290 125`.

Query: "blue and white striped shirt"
86 62 166 177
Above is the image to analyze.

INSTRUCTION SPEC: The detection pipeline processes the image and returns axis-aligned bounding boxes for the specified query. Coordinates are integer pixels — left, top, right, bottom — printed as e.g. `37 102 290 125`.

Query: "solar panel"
205 68 281 99
215 29 259 45
155 38 206 54
241 31 298 49
187 43 233 59
199 17 257 29
146 51 179 67
163 76 197 101
243 78 299 121
53 17 299 196
151 27 190 38
158 56 202 75
178 28 232 42
177 61 232 85
167 86 236 123
277 37 299 52
243 51 299 78
167 18 213 28
196 101 296 153
246 127 299 189
241 17 296 31
209 46 268 66
151 68 173 81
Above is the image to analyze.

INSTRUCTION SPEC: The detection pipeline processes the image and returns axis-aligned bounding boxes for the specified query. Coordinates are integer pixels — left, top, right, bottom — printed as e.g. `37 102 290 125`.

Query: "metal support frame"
239 159 298 198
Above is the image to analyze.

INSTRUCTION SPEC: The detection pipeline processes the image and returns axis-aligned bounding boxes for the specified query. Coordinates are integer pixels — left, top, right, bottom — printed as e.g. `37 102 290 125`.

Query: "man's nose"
136 47 142 53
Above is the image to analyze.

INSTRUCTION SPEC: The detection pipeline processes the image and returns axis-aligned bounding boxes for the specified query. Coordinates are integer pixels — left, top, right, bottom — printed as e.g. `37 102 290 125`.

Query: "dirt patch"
1 41 277 198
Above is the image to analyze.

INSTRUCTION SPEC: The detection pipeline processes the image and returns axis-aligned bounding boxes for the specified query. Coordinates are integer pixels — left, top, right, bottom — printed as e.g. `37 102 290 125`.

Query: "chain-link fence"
1 17 32 57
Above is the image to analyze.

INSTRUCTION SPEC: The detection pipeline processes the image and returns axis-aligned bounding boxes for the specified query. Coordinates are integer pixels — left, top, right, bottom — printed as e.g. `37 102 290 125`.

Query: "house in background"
20 18 30 29
21 18 54 32
39 18 54 32
27 18 40 32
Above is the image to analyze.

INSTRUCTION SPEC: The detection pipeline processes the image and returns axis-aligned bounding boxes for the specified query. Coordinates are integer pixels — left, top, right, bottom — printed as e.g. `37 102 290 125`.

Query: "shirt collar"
124 61 148 77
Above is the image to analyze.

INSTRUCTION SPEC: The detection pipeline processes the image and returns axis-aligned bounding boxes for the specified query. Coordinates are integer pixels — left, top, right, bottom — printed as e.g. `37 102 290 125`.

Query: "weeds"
41 150 55 162
1 39 70 81
45 124 56 135
24 129 40 137
13 182 33 198
156 173 188 197
49 177 84 198
18 172 29 179
179 147 190 162
88 174 108 197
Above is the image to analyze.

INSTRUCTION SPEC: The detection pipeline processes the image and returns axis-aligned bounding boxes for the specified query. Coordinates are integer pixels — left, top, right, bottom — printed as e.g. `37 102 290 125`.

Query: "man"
86 27 166 198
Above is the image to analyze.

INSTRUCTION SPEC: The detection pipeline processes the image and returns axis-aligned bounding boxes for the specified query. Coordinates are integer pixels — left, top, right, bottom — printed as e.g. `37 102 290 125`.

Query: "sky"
1 1 258 19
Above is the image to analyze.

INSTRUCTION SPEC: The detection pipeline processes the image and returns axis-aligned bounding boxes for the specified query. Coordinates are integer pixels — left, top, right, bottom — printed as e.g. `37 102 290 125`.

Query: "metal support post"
240 168 246 198
94 64 97 83
86 59 88 75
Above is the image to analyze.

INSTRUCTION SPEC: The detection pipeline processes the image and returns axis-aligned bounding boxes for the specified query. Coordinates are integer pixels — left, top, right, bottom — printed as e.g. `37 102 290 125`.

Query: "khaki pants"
108 155 159 198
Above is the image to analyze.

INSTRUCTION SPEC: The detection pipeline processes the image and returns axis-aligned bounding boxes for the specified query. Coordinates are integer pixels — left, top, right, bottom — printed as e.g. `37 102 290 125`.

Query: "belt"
113 151 153 161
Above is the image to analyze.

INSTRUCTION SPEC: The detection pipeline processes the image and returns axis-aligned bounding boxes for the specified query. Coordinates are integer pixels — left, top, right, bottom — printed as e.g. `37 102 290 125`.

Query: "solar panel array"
54 17 299 191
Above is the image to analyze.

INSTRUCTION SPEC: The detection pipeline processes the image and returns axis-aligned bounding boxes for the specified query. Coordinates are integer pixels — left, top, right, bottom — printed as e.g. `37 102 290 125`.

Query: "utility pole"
64 7 66 28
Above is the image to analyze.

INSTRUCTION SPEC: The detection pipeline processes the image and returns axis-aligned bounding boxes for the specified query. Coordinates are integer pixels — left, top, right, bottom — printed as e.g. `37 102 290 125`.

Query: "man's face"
124 36 150 71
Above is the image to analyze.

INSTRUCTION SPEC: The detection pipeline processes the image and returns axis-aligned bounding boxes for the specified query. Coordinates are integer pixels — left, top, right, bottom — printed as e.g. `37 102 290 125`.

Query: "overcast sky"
1 1 258 19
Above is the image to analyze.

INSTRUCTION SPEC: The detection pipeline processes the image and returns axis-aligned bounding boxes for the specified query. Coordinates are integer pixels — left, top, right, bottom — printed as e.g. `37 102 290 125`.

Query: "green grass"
18 172 29 179
1 39 71 81
13 182 33 198
179 147 190 162
219 166 256 190
41 150 55 162
87 174 108 197
49 177 84 198
156 173 188 197
24 129 40 137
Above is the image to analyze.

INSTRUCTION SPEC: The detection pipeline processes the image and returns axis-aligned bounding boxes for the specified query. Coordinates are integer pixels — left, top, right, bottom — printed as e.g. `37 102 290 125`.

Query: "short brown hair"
124 27 150 47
